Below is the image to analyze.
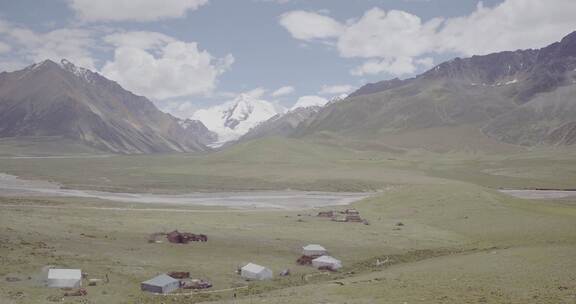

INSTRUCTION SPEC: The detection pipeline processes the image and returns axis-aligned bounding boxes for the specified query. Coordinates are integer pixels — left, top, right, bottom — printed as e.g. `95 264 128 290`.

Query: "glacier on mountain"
192 93 285 146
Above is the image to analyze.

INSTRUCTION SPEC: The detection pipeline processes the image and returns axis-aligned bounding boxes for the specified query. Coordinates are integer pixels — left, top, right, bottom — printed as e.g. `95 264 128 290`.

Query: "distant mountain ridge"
4 31 576 154
239 31 576 150
0 59 210 154
354 31 576 102
349 78 409 98
238 95 343 143
240 106 323 142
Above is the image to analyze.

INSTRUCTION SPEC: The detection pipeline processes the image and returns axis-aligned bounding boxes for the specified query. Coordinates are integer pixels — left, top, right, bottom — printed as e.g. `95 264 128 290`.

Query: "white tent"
241 263 273 281
312 256 342 270
302 244 327 257
47 269 82 288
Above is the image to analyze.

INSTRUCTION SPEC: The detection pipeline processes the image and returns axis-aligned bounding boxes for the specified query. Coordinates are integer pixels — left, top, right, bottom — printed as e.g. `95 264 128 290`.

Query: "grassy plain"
0 137 575 303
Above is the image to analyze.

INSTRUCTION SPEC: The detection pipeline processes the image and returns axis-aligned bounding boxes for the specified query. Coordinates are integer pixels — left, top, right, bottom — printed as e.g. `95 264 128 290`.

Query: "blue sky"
0 0 575 117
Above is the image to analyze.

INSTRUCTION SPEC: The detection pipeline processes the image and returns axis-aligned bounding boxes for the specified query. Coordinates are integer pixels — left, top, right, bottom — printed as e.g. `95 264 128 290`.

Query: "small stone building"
141 274 180 294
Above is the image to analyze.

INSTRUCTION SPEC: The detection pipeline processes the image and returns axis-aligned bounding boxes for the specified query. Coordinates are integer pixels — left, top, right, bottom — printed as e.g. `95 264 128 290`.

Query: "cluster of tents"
301 244 342 270
136 244 343 294
45 244 343 295
239 244 342 282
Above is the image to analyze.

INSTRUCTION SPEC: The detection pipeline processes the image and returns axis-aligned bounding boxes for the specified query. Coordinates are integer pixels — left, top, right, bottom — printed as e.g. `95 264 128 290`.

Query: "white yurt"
47 269 82 288
302 244 327 257
241 263 273 281
312 255 342 270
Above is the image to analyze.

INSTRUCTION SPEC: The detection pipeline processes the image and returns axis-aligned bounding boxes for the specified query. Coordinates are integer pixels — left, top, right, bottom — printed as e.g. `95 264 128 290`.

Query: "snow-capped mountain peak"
58 59 96 83
192 94 285 147
290 95 330 111
223 94 261 128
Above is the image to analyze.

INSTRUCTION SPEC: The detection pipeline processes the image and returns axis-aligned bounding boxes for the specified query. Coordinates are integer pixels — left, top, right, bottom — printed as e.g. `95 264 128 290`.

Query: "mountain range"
0 59 210 154
240 31 576 150
1 31 576 154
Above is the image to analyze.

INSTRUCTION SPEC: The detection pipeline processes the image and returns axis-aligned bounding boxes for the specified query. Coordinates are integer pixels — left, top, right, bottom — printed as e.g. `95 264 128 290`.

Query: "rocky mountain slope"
349 78 410 98
238 96 340 143
240 106 322 142
0 59 210 154
241 31 576 150
177 118 218 146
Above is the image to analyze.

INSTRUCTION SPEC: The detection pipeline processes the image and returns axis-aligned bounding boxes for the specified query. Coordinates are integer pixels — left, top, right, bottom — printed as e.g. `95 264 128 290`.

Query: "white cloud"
244 87 267 99
160 100 199 119
351 56 435 77
254 0 291 3
0 19 8 33
415 57 434 69
271 86 295 97
437 0 576 56
0 23 233 103
279 11 344 41
280 0 576 76
213 91 238 99
318 84 354 95
0 59 27 72
280 8 439 76
0 20 98 70
176 102 199 119
102 32 234 100
103 31 176 49
291 95 328 110
352 57 417 76
27 29 97 69
337 8 441 59
68 0 209 22
0 41 11 54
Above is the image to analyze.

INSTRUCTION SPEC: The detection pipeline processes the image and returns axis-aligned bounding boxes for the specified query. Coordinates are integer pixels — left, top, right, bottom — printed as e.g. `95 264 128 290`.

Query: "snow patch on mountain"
59 59 96 83
290 95 329 111
192 93 285 146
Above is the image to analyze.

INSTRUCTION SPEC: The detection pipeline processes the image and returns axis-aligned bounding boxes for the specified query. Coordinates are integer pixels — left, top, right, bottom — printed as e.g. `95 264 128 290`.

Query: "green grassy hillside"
0 137 104 157
0 137 573 193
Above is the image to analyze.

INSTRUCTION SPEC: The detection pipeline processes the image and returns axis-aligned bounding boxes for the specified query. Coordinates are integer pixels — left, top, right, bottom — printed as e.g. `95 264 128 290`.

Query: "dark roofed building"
141 274 180 294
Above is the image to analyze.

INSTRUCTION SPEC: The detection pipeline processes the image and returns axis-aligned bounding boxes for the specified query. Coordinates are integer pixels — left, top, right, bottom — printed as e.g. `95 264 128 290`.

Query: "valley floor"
0 139 575 303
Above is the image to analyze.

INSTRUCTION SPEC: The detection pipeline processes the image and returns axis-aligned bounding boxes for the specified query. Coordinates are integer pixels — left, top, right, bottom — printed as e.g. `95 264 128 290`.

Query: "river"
0 173 372 210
